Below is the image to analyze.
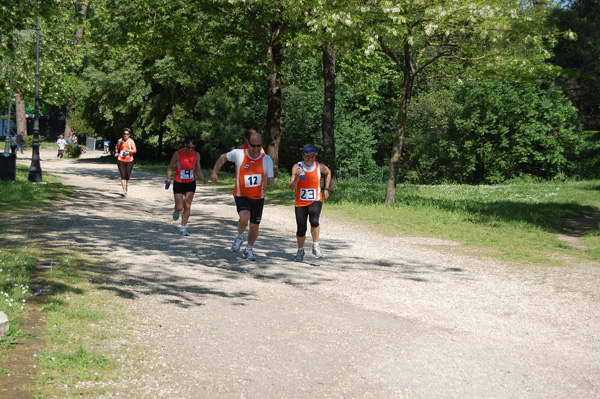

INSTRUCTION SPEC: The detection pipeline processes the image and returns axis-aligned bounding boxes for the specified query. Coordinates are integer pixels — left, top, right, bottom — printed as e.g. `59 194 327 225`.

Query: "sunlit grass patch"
0 166 71 217
326 178 600 266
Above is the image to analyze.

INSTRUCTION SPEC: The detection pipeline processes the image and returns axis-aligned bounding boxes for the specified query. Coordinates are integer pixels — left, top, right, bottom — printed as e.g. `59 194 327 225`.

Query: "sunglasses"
249 143 262 148
186 145 195 149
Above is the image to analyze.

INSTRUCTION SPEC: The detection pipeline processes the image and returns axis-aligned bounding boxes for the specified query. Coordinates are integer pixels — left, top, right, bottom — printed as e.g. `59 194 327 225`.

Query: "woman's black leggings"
295 201 323 237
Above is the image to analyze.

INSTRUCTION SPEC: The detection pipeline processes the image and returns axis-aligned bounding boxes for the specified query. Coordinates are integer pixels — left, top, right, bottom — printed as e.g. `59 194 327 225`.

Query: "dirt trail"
14 147 600 398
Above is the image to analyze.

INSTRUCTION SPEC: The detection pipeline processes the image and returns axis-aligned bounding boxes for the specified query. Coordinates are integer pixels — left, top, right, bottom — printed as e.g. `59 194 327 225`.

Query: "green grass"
324 178 600 265
0 166 145 397
0 166 70 347
0 166 71 216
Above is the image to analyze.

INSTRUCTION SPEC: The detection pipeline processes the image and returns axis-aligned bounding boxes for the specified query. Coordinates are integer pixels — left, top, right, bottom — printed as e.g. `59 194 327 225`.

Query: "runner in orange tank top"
210 132 275 261
289 144 331 262
115 128 137 197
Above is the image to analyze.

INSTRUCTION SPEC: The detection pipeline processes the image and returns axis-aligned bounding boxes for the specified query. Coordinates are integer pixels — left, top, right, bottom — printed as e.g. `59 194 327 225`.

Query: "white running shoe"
179 225 189 236
120 190 127 197
172 209 181 221
232 234 245 252
243 246 255 261
312 244 323 258
294 248 305 262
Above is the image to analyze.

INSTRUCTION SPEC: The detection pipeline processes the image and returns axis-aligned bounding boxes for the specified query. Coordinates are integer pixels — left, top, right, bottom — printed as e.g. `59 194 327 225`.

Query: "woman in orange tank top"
115 128 137 196
289 144 331 262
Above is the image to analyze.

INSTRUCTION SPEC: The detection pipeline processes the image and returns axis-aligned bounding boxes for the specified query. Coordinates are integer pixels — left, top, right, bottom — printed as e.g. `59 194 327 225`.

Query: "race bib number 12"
245 174 262 187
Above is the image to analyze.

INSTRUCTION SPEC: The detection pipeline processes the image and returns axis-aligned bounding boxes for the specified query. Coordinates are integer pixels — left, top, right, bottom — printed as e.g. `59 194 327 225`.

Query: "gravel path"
17 147 600 398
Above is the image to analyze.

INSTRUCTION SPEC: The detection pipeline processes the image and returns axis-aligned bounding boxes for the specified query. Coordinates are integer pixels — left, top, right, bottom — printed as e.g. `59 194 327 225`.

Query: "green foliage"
66 143 83 158
66 115 94 136
402 80 581 184
335 111 380 180
279 54 323 170
194 85 264 163
549 0 600 131
572 130 600 177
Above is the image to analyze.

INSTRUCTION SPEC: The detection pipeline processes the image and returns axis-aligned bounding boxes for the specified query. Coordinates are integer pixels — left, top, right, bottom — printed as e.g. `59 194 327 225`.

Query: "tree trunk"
74 0 91 45
322 43 338 189
15 92 27 136
384 70 415 205
244 7 283 176
64 0 91 140
264 18 283 176
64 103 74 139
265 69 281 175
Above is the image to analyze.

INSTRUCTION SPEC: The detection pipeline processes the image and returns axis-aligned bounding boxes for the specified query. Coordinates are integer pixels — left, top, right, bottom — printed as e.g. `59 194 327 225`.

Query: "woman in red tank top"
165 136 208 236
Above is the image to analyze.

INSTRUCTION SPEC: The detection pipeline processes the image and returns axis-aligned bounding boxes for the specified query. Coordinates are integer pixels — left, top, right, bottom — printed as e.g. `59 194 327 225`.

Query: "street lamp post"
4 60 13 154
28 0 43 182
0 60 16 181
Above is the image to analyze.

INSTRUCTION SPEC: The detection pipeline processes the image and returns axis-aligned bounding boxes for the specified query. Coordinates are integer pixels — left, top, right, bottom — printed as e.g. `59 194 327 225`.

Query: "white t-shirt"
226 148 274 178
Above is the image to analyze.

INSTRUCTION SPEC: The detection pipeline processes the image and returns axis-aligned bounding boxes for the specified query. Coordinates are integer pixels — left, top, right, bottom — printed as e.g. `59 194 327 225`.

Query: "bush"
66 144 84 158
23 135 48 148
401 80 581 184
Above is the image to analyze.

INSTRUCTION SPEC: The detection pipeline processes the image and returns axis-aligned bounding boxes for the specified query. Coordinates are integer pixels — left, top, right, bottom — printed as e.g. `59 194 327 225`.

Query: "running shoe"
232 234 245 252
294 248 305 262
243 246 255 261
172 209 181 221
120 190 127 197
312 244 323 258
179 225 189 236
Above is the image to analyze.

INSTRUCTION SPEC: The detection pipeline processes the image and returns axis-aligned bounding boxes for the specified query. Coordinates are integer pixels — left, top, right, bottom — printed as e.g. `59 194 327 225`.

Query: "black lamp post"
0 60 16 182
28 0 43 182
4 60 13 154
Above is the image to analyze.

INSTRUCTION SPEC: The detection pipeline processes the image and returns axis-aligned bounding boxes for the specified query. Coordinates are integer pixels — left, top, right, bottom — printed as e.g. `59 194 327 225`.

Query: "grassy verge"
32 255 146 398
266 174 600 266
334 179 600 265
0 166 148 397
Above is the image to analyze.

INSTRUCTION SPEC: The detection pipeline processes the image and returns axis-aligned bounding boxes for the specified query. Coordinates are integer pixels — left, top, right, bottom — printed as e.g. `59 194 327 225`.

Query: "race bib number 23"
300 188 317 201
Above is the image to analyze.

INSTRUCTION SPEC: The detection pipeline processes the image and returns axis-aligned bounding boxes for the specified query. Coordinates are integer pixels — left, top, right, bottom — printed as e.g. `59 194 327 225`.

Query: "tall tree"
549 0 600 131
308 0 557 203
237 3 287 174
64 0 92 139
321 42 338 188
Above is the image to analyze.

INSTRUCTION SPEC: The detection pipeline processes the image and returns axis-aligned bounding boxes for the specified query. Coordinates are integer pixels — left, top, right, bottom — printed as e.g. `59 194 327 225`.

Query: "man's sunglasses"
249 143 262 148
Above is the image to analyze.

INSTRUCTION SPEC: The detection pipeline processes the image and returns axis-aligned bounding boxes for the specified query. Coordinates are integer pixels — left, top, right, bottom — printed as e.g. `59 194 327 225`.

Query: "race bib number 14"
181 169 195 180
